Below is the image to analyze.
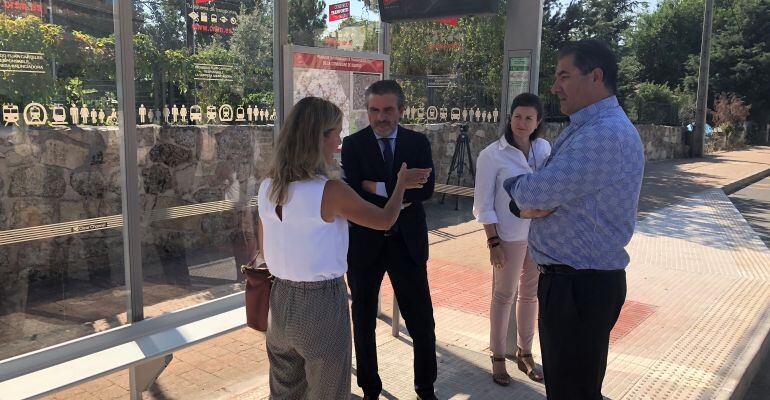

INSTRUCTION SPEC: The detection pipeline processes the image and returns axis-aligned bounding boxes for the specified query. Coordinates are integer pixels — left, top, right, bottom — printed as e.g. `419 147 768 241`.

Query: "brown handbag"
241 251 273 332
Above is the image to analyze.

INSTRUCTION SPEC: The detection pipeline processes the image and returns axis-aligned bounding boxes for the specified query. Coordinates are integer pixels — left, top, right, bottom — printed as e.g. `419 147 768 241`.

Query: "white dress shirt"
473 136 551 241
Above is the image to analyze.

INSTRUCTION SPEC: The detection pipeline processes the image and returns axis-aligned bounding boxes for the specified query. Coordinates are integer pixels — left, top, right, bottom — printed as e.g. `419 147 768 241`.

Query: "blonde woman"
257 97 430 399
473 93 550 386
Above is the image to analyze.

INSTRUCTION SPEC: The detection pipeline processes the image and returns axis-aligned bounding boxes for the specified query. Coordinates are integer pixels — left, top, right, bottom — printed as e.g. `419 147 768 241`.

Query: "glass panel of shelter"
0 0 127 359
131 0 274 318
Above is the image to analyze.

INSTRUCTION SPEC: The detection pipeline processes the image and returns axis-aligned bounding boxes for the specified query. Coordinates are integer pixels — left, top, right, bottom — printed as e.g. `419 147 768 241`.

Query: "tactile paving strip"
619 189 770 399
634 189 770 279
621 278 770 399
701 189 770 279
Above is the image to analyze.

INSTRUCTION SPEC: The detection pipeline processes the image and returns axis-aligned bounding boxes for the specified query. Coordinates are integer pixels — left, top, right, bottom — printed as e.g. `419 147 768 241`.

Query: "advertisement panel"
291 51 385 141
329 1 350 22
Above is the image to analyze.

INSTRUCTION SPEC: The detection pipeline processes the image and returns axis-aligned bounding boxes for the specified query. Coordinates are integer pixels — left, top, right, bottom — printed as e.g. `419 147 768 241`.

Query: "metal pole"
378 21 390 55
693 0 715 157
113 0 144 398
273 0 288 136
500 0 543 131
49 0 56 84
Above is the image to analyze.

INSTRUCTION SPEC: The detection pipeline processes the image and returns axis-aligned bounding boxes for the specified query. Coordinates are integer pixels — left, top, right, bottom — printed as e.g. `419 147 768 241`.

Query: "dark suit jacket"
341 125 435 266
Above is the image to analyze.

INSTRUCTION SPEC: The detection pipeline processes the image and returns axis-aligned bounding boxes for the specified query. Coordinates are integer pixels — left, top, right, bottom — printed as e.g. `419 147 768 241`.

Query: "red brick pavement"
610 300 658 345
380 258 493 317
381 258 657 344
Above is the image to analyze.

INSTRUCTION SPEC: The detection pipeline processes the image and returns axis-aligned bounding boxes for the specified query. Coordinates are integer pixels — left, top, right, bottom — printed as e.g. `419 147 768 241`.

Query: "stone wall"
409 122 694 188
0 124 274 316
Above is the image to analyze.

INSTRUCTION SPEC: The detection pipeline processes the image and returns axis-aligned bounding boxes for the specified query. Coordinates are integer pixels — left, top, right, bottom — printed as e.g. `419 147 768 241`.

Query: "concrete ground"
40 146 770 400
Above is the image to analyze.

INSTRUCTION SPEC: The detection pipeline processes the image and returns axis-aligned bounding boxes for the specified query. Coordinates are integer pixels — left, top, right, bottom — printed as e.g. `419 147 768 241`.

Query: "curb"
721 307 770 400
722 168 770 195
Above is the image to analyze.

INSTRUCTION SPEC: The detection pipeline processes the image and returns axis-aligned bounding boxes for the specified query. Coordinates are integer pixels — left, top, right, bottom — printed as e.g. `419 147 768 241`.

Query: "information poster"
292 52 384 140
507 56 530 111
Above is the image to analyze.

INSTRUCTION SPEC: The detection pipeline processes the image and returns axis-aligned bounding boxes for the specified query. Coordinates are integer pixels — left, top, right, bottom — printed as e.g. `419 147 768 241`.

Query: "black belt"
537 264 623 275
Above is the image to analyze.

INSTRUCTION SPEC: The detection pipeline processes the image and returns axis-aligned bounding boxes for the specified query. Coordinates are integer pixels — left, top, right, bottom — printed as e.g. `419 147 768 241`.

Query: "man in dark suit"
341 80 437 400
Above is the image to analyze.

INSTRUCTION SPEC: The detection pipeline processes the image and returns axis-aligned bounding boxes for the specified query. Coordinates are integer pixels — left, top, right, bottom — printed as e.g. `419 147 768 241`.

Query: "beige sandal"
490 356 511 386
516 347 544 382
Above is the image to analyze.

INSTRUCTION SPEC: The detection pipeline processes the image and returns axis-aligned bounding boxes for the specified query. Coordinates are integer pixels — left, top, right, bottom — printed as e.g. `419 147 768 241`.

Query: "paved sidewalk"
42 147 770 400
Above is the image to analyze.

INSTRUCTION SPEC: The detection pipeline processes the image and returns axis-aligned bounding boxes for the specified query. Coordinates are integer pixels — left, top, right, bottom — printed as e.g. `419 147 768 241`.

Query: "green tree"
230 3 274 105
628 0 703 87
630 82 679 125
580 0 642 49
289 0 327 46
0 15 62 104
390 14 505 110
710 0 770 127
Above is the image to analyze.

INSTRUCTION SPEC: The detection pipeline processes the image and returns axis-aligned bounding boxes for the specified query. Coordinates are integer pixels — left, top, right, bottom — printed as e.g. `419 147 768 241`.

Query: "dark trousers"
347 233 437 398
537 267 626 400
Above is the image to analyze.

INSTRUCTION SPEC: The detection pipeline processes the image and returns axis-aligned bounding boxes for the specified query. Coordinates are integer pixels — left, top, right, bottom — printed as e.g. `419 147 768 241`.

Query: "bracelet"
487 242 500 249
486 235 500 243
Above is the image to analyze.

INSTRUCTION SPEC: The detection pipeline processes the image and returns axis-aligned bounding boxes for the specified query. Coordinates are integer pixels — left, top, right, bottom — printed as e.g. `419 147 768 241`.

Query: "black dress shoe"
417 393 438 400
362 395 378 400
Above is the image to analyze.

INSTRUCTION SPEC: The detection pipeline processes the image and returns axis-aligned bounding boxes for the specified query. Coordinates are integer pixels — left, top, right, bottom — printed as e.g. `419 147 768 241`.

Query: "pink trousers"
489 240 540 355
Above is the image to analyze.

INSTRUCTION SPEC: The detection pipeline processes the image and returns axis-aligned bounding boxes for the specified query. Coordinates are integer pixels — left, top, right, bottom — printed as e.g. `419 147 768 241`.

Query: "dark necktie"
380 137 394 174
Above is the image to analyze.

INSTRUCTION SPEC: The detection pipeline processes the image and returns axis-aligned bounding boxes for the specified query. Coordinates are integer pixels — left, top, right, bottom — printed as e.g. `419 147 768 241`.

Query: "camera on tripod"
440 123 475 210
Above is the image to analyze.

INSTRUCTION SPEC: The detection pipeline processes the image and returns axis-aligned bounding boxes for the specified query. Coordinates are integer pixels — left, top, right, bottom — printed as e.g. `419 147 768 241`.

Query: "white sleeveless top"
257 177 349 282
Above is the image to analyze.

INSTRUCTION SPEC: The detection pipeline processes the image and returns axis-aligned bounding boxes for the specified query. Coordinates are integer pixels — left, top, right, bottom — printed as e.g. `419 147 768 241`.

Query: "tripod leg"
442 137 461 204
465 136 476 180
455 140 466 211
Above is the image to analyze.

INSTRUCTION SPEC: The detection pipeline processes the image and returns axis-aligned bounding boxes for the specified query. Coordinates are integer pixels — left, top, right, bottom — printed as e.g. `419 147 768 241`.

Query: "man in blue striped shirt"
504 40 644 400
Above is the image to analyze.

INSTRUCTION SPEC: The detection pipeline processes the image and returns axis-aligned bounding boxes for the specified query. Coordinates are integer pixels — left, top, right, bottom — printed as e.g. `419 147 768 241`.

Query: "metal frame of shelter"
0 0 543 398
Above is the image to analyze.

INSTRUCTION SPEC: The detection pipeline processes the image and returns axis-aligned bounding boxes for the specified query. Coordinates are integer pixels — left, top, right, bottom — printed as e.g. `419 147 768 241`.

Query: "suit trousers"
347 233 437 398
537 267 626 400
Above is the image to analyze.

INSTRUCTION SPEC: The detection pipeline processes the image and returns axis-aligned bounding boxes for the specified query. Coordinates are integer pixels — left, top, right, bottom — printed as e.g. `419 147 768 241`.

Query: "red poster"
2 0 44 18
293 53 384 74
436 17 458 26
329 1 350 22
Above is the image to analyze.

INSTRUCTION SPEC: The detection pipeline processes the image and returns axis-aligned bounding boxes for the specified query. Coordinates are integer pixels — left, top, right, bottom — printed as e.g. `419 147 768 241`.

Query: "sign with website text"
187 0 238 37
329 1 350 22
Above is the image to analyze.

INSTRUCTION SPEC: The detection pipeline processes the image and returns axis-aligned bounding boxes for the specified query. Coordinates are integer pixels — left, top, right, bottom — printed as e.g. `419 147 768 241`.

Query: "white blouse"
258 177 349 281
472 137 551 241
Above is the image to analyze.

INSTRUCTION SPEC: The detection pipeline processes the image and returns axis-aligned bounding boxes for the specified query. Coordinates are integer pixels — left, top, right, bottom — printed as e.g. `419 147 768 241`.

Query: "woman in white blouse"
473 93 551 386
257 97 430 399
